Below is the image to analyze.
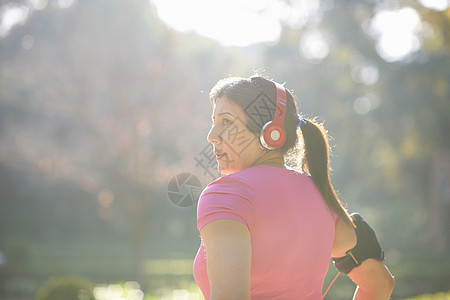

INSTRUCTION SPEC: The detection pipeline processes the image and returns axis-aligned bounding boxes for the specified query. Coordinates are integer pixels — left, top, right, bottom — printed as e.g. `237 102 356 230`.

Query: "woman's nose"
207 125 222 144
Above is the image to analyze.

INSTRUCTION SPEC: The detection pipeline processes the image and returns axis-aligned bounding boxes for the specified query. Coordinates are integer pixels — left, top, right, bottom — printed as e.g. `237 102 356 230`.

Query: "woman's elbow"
377 270 395 296
350 259 396 297
385 273 395 292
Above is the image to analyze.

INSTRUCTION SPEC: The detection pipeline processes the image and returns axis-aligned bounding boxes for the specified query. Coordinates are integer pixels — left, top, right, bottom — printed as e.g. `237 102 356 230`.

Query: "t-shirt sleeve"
334 213 340 224
197 176 254 233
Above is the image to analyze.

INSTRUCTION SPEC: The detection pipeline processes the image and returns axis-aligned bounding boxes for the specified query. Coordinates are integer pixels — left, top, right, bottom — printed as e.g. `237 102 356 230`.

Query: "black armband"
332 213 385 274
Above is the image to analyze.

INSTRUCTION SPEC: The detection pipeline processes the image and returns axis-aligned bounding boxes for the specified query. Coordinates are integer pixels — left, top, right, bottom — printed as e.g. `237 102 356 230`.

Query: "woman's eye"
223 118 231 126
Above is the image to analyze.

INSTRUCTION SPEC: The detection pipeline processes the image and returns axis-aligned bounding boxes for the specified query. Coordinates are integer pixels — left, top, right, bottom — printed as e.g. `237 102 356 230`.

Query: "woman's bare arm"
200 219 251 300
333 218 395 300
349 258 395 299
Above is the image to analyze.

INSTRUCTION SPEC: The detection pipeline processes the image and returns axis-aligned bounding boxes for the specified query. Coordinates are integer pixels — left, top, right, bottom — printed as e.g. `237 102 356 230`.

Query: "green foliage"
36 276 94 300
403 291 450 300
388 254 450 299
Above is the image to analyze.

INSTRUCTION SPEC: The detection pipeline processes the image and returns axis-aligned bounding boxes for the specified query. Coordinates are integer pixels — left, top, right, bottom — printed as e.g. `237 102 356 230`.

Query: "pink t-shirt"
193 165 337 299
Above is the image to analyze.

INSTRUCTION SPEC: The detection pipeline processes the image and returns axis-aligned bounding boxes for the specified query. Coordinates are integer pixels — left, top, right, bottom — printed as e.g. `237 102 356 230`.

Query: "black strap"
332 213 385 274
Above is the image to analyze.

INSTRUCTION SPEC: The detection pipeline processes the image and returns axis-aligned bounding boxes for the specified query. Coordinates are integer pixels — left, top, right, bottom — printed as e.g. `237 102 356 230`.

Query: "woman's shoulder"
202 172 252 197
202 165 308 196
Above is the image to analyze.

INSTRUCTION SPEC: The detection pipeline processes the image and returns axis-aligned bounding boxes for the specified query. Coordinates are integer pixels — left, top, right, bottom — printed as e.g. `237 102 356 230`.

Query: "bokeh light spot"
351 62 379 85
299 30 329 62
28 0 48 10
418 0 449 11
369 7 421 61
38 157 53 173
57 0 75 9
21 34 34 50
135 118 151 137
98 189 114 207
353 97 372 115
80 177 98 193
150 0 285 46
0 6 30 38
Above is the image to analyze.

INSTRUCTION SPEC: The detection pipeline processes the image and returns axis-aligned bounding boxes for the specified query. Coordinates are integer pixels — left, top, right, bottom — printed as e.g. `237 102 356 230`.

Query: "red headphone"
260 81 287 150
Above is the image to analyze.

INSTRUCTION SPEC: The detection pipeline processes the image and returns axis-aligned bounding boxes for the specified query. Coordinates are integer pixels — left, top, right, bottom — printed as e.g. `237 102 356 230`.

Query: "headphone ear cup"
260 121 286 150
257 80 288 150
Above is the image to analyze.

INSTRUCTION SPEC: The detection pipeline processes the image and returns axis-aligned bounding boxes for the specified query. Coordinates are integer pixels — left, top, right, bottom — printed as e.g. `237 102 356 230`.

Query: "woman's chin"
219 169 230 175
218 166 240 176
218 165 231 175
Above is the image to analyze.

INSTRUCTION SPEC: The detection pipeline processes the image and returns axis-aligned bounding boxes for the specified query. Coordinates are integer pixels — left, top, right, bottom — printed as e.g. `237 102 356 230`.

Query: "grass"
402 291 450 300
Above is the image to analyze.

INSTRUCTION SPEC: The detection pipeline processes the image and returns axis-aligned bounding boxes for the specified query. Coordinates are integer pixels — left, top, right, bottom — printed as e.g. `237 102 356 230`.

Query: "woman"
193 76 395 299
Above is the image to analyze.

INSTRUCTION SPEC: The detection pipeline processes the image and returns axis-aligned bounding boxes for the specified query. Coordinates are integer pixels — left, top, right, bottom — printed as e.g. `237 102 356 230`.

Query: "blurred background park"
0 0 449 299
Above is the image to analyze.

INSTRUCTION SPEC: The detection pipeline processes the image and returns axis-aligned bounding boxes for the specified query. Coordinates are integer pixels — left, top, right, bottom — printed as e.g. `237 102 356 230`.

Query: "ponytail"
300 118 353 226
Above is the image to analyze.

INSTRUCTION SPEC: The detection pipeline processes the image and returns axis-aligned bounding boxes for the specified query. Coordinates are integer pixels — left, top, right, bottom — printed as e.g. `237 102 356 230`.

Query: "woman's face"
208 96 265 175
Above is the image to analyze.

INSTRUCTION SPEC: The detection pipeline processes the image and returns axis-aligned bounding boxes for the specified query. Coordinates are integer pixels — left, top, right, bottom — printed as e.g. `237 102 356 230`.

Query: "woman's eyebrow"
212 112 234 120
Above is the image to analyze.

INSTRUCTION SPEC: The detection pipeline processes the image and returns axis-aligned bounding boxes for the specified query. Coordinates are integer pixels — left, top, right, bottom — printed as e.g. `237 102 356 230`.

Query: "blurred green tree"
0 0 257 285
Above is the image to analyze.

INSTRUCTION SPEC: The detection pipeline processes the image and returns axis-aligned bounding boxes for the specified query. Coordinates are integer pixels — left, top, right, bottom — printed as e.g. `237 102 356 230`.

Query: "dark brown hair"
210 75 353 225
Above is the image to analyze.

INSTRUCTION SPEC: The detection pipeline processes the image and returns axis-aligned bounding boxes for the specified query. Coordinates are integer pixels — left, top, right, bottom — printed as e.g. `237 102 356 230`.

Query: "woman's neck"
253 149 286 169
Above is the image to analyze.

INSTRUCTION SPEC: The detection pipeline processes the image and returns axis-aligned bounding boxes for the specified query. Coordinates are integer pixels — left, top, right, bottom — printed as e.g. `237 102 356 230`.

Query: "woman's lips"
215 151 227 161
